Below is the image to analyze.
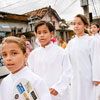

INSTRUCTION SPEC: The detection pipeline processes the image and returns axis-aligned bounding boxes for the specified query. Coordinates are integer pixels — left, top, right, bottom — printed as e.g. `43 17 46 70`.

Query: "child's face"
91 25 99 34
73 17 86 35
1 42 28 74
36 25 53 47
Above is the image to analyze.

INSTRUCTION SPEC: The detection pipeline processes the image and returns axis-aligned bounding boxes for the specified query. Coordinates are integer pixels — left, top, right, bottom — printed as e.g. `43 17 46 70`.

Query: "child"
27 21 71 100
91 23 100 36
59 39 67 49
21 35 33 55
0 36 51 100
60 14 100 100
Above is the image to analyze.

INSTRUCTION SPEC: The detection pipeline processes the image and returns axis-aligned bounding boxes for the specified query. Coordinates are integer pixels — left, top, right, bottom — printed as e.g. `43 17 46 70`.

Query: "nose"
6 55 11 61
40 33 44 37
74 24 78 28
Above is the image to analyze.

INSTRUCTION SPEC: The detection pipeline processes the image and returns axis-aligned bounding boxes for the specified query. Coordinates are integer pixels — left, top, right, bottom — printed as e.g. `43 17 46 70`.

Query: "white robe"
0 67 51 100
92 33 100 100
28 42 71 100
65 34 98 100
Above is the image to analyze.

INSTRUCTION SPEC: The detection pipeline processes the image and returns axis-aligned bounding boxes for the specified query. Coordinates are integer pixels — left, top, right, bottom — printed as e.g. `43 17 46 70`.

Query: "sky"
0 0 99 21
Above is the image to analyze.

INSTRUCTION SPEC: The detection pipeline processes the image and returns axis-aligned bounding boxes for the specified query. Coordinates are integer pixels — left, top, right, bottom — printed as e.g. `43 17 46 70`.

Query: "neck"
77 32 86 37
41 41 51 48
93 33 98 35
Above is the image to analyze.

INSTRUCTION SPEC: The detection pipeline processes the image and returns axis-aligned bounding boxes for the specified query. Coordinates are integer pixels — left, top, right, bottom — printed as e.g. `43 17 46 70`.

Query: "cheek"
2 58 6 64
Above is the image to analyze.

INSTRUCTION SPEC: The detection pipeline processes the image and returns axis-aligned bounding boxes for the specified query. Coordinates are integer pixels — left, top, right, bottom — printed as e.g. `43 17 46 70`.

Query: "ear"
50 31 54 37
97 28 100 32
24 52 28 63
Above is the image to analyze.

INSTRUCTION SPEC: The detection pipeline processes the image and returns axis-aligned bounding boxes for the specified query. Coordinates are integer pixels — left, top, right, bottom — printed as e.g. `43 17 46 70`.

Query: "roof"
0 11 28 22
24 6 61 21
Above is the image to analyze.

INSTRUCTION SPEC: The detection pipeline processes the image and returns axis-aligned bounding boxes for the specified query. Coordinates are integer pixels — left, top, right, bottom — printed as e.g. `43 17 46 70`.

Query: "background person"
21 35 33 55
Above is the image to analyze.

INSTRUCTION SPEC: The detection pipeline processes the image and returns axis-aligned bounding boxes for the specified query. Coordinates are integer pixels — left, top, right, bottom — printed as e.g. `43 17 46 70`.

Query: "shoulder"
65 38 75 50
53 44 64 51
1 74 11 85
23 67 43 82
52 44 66 55
29 47 41 56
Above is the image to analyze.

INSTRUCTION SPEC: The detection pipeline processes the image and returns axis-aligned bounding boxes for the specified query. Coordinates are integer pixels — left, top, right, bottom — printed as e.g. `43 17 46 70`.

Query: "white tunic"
0 67 51 100
28 43 71 100
65 34 98 100
92 33 100 100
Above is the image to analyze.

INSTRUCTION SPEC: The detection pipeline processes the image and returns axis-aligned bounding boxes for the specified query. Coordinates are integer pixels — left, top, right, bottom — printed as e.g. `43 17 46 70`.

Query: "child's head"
1 36 28 74
73 14 89 36
91 23 100 34
21 35 27 42
35 21 55 47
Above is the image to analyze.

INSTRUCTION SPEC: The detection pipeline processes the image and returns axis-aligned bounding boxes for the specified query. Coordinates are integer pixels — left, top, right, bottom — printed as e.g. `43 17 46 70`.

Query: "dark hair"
91 22 99 28
1 36 26 54
35 21 55 33
75 14 89 27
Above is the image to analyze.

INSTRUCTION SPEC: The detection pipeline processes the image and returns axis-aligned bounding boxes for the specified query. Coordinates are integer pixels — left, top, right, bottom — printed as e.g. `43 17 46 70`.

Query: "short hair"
91 22 100 28
75 14 89 27
35 21 55 33
1 36 26 54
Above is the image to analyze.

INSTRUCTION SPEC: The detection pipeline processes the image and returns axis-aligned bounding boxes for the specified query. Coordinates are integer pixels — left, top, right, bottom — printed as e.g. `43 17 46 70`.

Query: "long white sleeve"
92 38 100 81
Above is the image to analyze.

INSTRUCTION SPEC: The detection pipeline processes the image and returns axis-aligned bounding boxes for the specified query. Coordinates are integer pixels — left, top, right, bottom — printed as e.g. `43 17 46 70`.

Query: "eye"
2 53 7 57
78 23 82 25
73 22 76 25
37 32 41 35
12 52 18 55
44 31 48 34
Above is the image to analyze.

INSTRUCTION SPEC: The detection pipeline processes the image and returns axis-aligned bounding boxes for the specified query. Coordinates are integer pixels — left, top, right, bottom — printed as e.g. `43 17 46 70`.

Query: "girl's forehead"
74 17 82 21
2 42 19 49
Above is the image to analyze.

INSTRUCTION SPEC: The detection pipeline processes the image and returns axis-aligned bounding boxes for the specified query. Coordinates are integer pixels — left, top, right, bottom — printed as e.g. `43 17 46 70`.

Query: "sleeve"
27 52 34 71
51 44 72 95
36 79 52 100
92 38 100 81
0 86 1 100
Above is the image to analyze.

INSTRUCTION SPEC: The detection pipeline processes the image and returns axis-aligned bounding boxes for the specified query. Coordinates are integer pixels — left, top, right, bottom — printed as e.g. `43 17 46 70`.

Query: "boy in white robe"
0 36 51 100
28 21 71 100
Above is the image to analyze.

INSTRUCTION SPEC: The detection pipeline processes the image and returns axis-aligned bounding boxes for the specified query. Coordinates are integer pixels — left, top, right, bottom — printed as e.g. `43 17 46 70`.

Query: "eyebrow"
2 49 18 53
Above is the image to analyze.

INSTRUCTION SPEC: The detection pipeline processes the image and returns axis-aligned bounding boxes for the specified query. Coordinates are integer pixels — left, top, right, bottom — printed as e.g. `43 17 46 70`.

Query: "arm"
92 38 100 86
37 79 52 100
50 48 72 96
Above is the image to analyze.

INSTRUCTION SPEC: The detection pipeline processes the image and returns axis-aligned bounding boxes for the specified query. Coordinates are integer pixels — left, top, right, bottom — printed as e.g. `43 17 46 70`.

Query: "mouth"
7 64 14 68
74 28 79 31
40 39 45 42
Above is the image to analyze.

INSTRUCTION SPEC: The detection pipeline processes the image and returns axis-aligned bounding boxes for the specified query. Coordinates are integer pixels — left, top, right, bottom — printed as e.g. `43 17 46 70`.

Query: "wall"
0 19 28 33
93 18 100 25
41 13 60 29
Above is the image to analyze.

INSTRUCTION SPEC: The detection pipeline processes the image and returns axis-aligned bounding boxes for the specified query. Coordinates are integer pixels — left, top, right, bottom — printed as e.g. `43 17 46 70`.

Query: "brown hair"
1 36 26 54
91 22 100 32
91 22 99 28
75 14 89 27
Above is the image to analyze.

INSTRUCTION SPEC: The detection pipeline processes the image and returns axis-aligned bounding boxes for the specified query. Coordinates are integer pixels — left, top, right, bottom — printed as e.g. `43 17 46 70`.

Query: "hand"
49 88 58 96
94 81 100 86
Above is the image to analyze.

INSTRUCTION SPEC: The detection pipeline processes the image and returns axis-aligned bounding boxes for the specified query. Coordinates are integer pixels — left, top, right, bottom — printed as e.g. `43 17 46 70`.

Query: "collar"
40 42 53 49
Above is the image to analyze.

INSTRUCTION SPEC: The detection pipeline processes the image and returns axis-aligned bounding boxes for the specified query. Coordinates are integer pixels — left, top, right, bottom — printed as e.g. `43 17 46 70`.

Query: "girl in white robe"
0 36 51 100
28 21 71 100
64 14 100 100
